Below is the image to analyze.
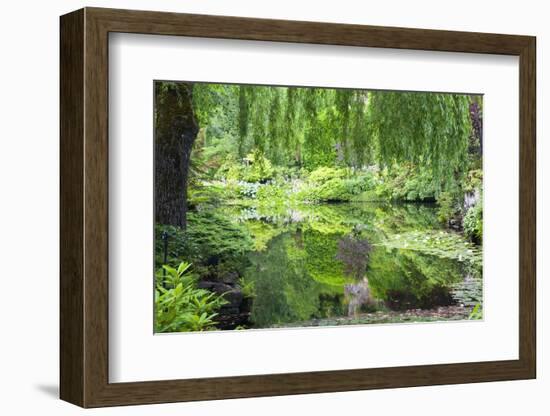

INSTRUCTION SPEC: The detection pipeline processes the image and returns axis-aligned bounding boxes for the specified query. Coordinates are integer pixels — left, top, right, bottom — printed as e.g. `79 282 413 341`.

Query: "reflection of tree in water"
247 235 292 326
367 248 463 310
247 233 321 327
344 279 374 317
335 233 372 281
336 233 376 316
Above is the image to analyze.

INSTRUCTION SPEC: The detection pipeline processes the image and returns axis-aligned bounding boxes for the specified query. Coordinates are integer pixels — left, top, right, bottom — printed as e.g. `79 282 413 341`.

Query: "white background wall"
0 0 546 414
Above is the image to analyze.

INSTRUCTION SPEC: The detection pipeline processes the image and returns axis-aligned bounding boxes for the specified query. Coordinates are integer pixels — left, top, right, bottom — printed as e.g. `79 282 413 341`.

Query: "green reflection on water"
215 202 481 328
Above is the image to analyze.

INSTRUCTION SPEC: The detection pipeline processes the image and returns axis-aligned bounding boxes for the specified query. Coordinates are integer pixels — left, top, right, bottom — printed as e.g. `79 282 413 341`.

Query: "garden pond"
212 200 483 328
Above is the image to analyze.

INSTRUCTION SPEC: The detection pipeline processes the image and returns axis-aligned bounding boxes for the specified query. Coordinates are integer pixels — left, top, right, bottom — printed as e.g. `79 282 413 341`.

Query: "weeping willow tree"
367 91 472 187
155 80 477 228
236 86 473 187
237 86 376 169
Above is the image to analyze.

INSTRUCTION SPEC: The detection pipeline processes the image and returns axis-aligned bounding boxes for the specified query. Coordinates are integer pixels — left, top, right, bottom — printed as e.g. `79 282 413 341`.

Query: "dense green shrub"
273 165 301 180
295 168 376 203
375 164 437 202
436 191 460 224
240 151 274 182
155 262 227 332
463 195 483 243
463 169 483 193
187 181 242 207
238 276 256 299
216 150 275 183
436 169 483 226
307 166 347 184
155 211 254 277
255 182 286 201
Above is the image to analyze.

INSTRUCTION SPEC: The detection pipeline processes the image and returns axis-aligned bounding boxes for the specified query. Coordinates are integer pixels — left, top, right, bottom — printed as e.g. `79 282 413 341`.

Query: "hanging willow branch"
234 85 473 187
367 91 471 188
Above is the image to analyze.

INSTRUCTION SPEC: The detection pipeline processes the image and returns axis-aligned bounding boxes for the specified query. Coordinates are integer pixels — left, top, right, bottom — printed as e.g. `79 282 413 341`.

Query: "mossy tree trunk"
155 82 198 229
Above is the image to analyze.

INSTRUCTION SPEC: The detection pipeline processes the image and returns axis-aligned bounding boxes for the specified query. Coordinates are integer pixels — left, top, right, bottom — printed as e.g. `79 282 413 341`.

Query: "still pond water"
218 202 482 328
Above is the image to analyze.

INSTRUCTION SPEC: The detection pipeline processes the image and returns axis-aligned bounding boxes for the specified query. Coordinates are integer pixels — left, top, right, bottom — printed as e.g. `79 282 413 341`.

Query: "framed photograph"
60 7 536 408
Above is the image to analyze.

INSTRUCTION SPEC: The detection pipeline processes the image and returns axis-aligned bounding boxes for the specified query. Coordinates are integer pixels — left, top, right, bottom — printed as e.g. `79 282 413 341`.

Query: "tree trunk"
155 82 198 229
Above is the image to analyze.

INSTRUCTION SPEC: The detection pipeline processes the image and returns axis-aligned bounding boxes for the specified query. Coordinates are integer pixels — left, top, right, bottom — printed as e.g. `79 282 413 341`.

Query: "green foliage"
469 303 483 320
244 220 286 251
238 276 256 299
368 91 472 187
295 167 376 203
241 150 274 182
256 182 286 201
155 261 194 289
246 232 347 327
187 83 482 242
187 180 242 208
463 169 483 193
308 166 347 183
155 82 485 328
463 194 483 243
155 262 227 332
436 169 483 226
304 231 350 287
368 247 462 309
380 230 482 267
215 150 274 183
436 191 459 224
155 211 254 276
233 85 475 178
375 164 438 202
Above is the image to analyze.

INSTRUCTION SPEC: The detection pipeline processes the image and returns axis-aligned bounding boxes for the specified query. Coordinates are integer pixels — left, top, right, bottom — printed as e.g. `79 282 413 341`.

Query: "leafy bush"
375 164 437 202
317 178 351 201
463 169 483 193
155 212 254 277
214 150 274 183
188 181 241 207
241 150 274 182
238 276 256 299
214 154 241 180
436 191 460 224
296 170 376 203
155 262 227 332
433 169 483 227
273 165 301 180
307 166 347 184
463 195 483 243
256 182 286 201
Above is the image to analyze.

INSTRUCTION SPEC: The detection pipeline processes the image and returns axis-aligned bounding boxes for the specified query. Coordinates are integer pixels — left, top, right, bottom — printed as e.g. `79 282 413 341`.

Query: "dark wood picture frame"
60 7 536 408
